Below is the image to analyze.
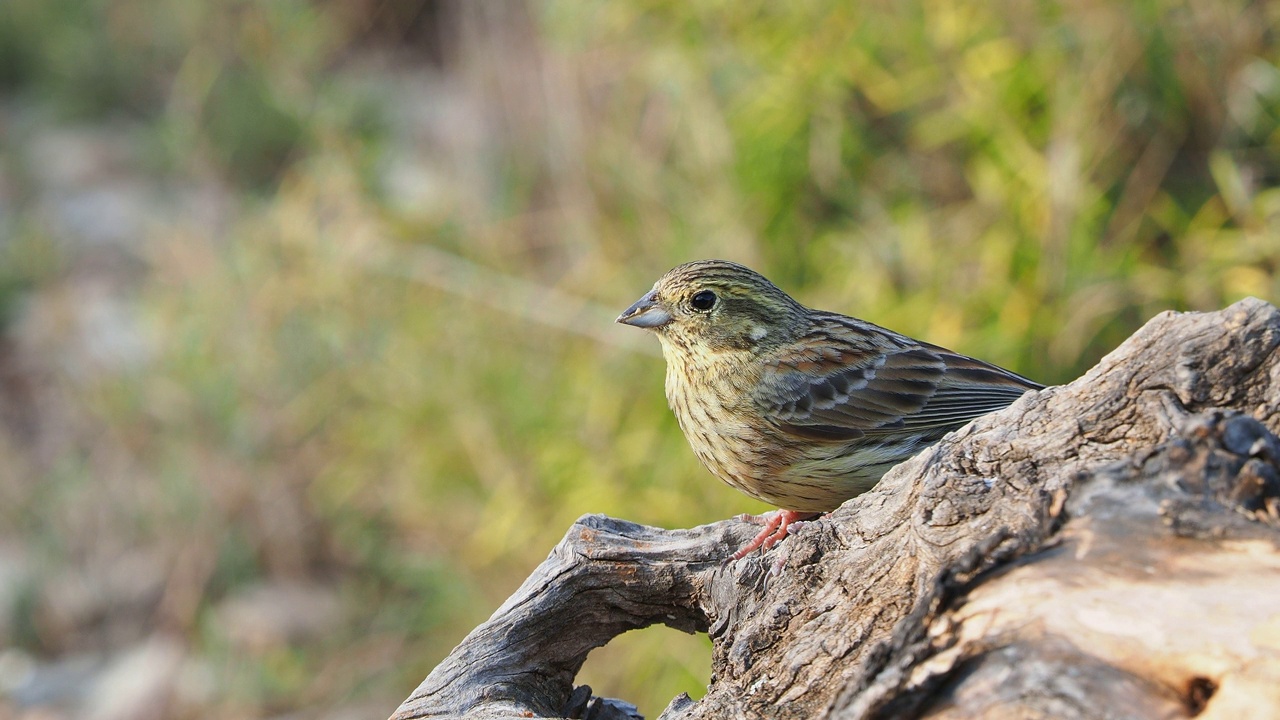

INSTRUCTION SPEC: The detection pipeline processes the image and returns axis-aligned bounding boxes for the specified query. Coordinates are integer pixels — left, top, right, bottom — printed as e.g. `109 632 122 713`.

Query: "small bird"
617 260 1042 559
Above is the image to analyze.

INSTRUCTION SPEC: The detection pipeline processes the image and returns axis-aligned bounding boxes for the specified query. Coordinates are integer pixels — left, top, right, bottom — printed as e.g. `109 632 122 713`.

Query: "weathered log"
391 298 1280 720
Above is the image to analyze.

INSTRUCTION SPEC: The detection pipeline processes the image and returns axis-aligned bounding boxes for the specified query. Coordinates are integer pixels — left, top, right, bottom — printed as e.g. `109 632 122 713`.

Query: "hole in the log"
575 627 711 718
1185 676 1217 715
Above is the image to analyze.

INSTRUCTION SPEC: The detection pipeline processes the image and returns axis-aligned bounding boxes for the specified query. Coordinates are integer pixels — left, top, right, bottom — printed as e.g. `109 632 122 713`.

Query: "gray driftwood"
391 298 1280 720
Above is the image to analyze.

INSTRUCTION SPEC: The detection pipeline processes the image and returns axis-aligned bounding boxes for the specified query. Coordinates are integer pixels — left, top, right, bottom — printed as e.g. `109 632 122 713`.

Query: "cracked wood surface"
391 298 1280 720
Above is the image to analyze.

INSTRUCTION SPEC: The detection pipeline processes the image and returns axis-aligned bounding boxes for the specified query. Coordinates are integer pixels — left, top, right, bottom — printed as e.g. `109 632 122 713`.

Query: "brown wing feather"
753 316 1042 442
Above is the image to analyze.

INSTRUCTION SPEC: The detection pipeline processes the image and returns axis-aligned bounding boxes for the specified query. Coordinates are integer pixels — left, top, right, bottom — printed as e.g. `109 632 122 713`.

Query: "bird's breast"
663 360 783 498
662 358 884 512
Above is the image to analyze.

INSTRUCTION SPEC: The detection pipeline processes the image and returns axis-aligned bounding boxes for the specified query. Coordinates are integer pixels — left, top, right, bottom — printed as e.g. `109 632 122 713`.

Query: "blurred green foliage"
1 0 1278 717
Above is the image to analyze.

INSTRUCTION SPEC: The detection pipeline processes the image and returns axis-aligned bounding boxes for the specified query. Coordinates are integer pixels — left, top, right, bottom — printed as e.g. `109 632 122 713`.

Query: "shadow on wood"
391 298 1280 720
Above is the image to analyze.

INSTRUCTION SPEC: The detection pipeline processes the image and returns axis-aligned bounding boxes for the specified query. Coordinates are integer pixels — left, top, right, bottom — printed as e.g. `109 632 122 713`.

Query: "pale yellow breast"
661 347 785 505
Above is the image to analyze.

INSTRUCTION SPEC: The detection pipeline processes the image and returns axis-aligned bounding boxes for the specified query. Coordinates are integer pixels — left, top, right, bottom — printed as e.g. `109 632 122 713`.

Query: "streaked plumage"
617 260 1042 557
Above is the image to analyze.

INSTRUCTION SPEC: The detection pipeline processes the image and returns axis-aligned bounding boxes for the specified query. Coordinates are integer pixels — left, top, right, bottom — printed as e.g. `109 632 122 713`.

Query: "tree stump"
390 298 1280 720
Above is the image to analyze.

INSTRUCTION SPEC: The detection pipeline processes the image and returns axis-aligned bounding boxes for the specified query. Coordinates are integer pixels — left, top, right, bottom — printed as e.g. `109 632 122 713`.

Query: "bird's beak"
616 293 673 329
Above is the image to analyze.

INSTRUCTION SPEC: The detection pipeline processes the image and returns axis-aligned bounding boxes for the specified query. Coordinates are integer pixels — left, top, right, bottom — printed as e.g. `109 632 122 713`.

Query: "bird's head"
616 260 806 355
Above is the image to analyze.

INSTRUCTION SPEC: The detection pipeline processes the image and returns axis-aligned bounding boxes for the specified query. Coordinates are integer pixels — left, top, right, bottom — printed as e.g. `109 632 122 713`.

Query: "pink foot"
731 510 819 560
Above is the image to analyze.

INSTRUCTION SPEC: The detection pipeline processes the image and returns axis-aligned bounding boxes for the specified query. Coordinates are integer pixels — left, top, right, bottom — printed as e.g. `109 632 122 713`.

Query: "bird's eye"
690 290 717 311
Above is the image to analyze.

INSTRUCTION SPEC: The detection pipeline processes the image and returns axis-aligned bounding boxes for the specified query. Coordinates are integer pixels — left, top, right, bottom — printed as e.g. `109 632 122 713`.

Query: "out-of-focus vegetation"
0 0 1277 717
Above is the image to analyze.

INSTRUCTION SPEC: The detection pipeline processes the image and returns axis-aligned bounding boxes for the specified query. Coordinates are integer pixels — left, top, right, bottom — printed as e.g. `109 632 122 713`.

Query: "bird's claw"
729 510 818 561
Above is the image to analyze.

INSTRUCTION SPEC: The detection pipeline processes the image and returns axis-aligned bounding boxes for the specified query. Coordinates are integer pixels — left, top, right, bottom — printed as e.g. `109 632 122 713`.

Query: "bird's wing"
752 319 1041 442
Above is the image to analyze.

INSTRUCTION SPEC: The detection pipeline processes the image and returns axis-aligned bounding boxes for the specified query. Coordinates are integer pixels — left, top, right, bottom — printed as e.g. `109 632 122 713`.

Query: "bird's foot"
730 510 819 560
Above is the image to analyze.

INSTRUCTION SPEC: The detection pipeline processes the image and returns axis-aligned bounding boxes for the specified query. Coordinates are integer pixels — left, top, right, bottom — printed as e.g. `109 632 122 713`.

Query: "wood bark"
391 298 1280 720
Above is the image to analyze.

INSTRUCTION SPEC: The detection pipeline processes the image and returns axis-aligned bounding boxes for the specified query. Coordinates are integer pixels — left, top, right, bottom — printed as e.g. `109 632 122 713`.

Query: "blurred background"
0 1 1277 718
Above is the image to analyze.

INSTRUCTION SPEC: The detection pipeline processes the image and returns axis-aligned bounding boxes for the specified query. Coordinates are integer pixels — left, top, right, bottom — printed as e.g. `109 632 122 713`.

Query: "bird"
616 260 1043 560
